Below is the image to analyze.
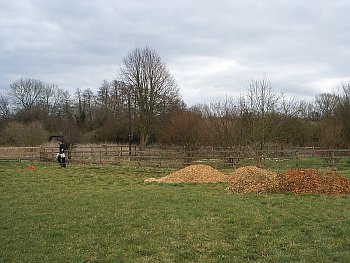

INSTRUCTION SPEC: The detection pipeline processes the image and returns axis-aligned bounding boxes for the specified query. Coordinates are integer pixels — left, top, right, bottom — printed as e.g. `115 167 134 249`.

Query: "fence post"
295 150 299 167
331 149 336 170
39 145 42 161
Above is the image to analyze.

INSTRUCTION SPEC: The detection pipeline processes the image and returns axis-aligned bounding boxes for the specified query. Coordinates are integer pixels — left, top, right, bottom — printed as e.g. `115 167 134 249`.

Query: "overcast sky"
1 0 349 105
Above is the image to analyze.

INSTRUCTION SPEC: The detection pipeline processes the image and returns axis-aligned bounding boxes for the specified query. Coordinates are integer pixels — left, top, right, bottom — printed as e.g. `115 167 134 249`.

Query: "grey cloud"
1 0 349 105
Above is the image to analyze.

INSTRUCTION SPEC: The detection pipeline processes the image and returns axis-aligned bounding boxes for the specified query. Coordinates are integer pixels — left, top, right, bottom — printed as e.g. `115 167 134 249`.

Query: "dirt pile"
228 166 281 194
144 164 229 183
280 169 350 195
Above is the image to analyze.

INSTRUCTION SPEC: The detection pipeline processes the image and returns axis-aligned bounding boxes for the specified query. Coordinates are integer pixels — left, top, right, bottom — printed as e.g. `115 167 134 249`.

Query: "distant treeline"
0 48 349 151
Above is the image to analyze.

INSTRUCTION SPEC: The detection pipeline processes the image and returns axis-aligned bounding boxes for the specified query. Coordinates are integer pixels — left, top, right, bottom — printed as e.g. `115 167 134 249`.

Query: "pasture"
1 161 350 262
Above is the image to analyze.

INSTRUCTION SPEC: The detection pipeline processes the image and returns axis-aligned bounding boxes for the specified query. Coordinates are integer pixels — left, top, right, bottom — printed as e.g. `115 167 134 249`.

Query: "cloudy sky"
1 0 349 105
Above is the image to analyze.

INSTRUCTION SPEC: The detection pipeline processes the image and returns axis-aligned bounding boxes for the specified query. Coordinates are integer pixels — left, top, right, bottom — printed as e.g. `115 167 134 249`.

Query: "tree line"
0 47 349 151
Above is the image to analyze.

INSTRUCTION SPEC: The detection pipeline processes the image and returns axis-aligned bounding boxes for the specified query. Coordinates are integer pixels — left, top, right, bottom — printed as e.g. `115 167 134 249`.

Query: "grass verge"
1 161 349 262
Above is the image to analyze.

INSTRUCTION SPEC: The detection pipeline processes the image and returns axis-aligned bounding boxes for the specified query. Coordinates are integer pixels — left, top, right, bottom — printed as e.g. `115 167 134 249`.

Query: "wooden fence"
0 147 42 161
0 145 349 169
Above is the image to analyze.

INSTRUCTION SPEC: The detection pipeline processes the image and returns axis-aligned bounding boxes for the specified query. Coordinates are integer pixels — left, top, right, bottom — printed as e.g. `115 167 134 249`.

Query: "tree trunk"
139 132 150 150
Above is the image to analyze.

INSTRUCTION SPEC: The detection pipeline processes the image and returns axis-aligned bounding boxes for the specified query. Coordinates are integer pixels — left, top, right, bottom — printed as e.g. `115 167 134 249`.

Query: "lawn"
1 161 350 262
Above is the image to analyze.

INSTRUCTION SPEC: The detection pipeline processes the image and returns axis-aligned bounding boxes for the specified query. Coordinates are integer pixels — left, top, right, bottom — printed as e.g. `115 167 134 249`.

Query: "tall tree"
9 78 45 110
40 84 67 116
239 77 280 151
315 93 339 119
74 89 87 128
0 92 10 120
335 82 350 146
119 47 180 147
97 80 111 115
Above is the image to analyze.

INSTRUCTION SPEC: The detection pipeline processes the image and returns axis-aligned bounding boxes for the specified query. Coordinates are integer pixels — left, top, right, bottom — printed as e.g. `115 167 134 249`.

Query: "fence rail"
0 145 349 169
0 147 42 161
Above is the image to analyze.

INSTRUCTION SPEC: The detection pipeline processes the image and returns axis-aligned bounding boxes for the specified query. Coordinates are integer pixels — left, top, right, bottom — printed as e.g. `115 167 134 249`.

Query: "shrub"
0 121 49 146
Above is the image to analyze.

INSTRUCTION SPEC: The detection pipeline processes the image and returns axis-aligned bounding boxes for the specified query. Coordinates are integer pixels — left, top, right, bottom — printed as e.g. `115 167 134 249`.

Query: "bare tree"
97 80 111 114
240 77 280 151
40 84 63 115
119 47 180 147
335 82 350 146
315 93 339 119
9 78 45 110
0 92 11 120
74 89 87 128
82 88 95 124
202 97 240 148
110 80 128 116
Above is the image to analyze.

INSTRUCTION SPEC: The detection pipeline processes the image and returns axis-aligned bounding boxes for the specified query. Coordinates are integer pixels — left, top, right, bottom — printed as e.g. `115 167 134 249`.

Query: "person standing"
58 140 67 167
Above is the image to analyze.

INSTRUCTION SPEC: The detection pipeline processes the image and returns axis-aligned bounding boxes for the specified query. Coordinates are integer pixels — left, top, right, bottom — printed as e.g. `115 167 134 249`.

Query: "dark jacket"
59 143 66 154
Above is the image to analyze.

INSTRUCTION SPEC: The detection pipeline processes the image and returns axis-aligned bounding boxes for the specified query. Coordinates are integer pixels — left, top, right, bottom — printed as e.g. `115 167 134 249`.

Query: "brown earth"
144 164 229 183
227 166 281 194
280 169 350 195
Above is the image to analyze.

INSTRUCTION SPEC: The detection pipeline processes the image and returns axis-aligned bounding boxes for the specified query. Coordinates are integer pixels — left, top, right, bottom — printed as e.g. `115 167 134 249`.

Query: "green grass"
1 161 350 262
262 156 350 173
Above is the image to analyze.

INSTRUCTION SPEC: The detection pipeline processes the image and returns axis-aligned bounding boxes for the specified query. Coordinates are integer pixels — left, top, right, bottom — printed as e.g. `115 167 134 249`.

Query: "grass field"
1 161 350 262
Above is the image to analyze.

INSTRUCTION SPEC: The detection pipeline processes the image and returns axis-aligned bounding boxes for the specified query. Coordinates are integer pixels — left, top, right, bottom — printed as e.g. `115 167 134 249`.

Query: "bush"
0 121 49 146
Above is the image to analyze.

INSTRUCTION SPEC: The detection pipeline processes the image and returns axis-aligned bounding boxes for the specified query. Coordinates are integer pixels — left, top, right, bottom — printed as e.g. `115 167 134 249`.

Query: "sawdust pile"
144 164 229 183
227 166 281 194
280 169 350 195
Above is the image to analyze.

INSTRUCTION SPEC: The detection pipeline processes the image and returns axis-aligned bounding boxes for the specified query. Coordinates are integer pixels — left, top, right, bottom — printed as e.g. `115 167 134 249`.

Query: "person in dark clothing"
58 140 67 167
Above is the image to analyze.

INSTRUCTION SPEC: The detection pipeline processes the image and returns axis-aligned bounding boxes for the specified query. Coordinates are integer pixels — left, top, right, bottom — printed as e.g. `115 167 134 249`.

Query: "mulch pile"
145 164 350 195
227 166 281 194
227 167 350 195
280 169 350 195
144 164 229 183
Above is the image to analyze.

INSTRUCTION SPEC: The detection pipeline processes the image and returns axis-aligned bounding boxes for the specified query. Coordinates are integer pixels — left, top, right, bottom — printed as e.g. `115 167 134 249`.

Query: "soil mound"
280 169 350 195
144 164 229 183
228 166 281 194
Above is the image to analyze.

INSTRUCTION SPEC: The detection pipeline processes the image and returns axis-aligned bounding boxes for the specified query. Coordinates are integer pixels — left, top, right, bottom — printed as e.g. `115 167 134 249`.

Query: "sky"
1 0 350 105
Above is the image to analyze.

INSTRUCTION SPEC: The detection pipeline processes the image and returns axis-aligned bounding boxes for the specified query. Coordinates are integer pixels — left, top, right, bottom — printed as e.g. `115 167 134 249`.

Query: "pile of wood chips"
144 164 229 183
280 169 350 195
227 166 281 194
144 164 350 195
